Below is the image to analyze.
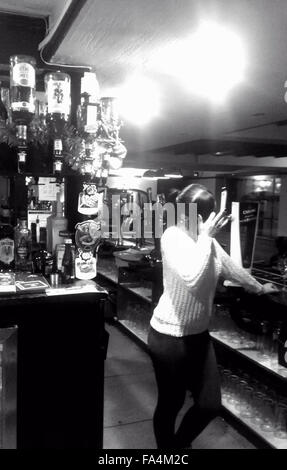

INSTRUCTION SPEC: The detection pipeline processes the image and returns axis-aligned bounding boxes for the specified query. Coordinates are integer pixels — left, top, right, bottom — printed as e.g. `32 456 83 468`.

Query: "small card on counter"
15 273 50 292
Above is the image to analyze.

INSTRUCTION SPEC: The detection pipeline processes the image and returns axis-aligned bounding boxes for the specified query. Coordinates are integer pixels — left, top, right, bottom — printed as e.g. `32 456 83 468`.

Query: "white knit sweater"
150 226 264 337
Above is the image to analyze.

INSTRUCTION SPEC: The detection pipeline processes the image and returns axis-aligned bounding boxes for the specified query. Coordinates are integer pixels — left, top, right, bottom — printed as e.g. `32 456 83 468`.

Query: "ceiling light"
164 169 183 178
142 169 169 180
142 169 159 180
118 75 160 126
153 21 246 104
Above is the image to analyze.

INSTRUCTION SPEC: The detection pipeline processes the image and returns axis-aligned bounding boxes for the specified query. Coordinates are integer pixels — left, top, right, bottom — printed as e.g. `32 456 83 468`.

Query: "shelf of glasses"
97 258 119 284
211 330 287 380
252 268 285 288
222 397 287 449
119 283 152 304
116 320 287 449
117 319 148 345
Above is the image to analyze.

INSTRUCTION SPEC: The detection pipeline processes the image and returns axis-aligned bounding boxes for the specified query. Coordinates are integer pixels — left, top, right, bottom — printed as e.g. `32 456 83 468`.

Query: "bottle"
77 71 100 134
144 187 153 240
16 124 28 173
62 236 75 284
10 55 36 173
0 213 14 271
14 219 32 271
35 215 40 244
100 96 119 125
45 72 71 177
0 83 8 128
46 194 68 254
0 200 11 224
10 55 36 125
32 242 54 277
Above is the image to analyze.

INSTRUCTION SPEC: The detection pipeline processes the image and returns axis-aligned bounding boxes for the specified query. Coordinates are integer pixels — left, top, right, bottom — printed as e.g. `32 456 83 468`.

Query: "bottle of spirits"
0 83 8 128
10 55 36 172
0 213 14 271
46 194 68 254
14 219 32 271
45 72 71 177
0 200 11 224
61 235 75 284
77 71 100 134
15 124 28 173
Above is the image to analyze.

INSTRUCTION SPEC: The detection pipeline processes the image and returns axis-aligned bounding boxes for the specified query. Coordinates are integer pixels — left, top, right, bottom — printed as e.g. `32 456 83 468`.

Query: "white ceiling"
2 0 287 160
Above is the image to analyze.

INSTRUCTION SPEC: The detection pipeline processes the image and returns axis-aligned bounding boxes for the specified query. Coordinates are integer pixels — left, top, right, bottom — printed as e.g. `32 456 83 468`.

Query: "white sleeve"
213 239 263 294
161 226 212 287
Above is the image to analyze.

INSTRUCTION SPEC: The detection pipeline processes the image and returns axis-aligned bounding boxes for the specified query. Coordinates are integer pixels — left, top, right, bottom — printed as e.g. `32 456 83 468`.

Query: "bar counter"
0 278 108 449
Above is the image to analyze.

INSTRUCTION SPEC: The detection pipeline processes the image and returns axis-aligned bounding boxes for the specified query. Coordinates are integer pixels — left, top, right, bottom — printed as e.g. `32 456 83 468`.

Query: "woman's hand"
261 282 280 295
198 211 231 237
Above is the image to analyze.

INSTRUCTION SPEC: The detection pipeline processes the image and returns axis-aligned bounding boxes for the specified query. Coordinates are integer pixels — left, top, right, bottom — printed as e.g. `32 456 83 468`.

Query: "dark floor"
103 322 255 449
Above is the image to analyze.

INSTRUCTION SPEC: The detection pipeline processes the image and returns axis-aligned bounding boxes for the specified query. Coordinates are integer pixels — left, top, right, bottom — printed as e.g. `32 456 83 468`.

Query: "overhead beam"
40 0 88 63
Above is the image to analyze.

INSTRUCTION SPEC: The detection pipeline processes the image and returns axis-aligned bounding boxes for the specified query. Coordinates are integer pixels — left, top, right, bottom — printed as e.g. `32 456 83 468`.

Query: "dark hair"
176 184 216 222
166 188 181 204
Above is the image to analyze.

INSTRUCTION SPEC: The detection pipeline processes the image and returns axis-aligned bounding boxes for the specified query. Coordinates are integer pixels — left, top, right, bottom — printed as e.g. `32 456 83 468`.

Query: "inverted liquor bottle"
45 72 71 178
10 55 36 172
77 72 100 134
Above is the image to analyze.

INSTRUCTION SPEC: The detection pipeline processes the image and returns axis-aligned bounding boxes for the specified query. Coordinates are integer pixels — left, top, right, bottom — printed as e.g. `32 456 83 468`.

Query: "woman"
147 183 278 449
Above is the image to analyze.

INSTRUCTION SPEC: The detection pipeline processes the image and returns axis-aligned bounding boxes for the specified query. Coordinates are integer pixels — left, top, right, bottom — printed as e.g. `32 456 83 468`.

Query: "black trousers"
147 326 221 449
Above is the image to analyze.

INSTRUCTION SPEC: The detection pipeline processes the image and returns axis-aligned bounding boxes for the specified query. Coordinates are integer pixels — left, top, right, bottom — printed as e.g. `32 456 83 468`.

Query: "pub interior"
0 0 287 450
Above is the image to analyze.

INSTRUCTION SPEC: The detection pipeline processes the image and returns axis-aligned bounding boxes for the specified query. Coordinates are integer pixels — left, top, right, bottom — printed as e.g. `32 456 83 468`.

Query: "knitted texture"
150 226 263 337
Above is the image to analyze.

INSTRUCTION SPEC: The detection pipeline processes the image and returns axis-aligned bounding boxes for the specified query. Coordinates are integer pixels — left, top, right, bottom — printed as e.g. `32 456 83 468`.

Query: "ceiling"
2 0 287 170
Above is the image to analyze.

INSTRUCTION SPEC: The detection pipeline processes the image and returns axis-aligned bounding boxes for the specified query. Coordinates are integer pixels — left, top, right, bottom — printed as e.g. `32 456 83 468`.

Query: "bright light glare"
154 21 246 103
109 156 123 170
118 76 160 125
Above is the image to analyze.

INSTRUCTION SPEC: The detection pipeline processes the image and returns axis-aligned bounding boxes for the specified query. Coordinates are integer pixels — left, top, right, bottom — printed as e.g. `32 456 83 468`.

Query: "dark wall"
0 13 47 87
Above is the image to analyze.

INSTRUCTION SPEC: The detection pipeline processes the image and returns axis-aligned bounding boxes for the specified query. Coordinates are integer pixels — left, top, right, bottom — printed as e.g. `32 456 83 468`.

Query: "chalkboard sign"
278 323 287 368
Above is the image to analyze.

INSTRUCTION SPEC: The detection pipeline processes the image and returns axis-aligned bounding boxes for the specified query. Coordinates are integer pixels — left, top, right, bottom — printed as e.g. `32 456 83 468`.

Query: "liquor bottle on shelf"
14 219 32 272
0 83 8 128
46 193 68 254
45 71 71 179
0 209 14 271
61 233 75 284
10 55 36 173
